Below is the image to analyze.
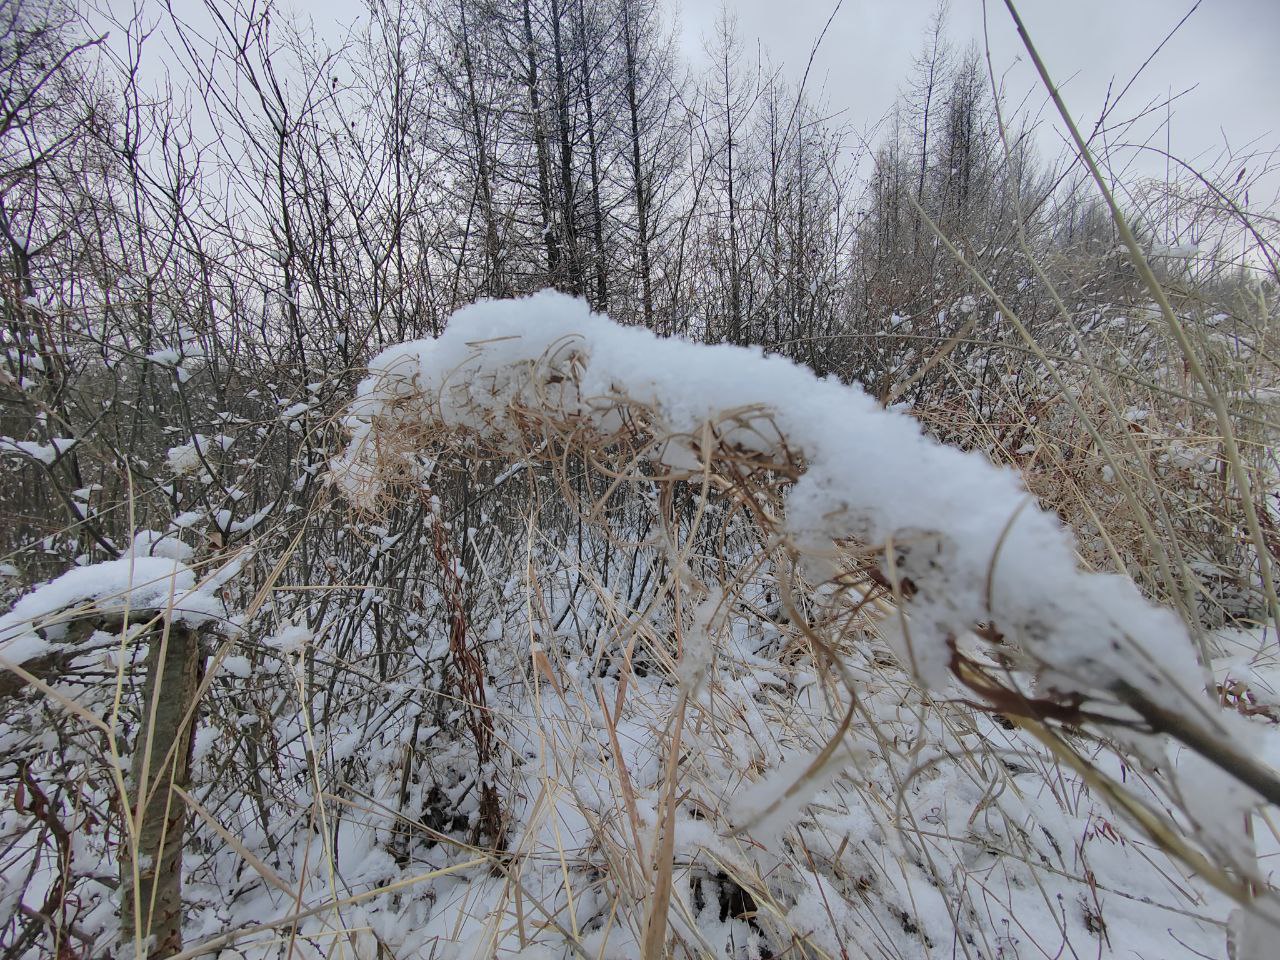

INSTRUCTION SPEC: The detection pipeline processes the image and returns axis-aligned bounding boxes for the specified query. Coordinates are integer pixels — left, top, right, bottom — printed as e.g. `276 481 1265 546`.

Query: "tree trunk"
458 0 504 296
622 1 654 328
522 0 561 283
549 0 582 294
575 0 608 310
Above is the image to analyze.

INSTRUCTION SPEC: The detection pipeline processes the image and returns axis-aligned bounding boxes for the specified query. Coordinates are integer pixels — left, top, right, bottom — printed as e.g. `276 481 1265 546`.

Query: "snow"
227 505 272 535
146 347 182 367
727 741 851 843
677 587 722 695
172 509 205 529
129 529 195 562
335 291 1200 699
0 555 222 665
263 623 310 655
167 436 210 475
0 435 76 464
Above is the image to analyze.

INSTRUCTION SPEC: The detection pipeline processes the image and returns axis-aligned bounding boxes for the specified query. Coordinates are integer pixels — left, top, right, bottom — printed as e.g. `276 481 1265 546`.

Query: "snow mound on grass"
334 290 1196 699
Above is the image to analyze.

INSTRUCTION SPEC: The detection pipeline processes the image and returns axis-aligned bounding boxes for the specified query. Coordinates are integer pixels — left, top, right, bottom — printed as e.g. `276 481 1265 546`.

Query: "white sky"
674 0 1280 196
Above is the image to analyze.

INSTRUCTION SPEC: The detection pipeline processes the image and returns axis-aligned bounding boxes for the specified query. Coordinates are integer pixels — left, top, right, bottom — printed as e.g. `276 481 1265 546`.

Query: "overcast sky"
673 0 1279 194
168 0 1278 200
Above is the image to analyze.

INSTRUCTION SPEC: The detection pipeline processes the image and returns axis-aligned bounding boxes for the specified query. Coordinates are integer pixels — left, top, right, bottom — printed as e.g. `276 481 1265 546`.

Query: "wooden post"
121 622 202 959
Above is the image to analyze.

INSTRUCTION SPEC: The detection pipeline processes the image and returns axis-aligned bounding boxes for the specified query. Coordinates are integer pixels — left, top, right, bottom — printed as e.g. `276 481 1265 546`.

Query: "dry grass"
324 312 1276 956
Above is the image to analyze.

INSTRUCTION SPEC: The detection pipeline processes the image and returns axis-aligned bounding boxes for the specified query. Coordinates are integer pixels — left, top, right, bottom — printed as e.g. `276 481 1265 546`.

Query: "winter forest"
1 0 1278 957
